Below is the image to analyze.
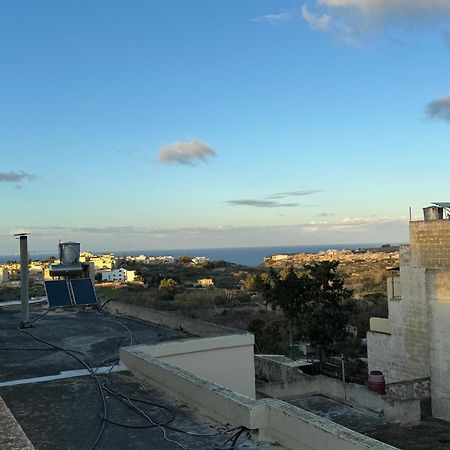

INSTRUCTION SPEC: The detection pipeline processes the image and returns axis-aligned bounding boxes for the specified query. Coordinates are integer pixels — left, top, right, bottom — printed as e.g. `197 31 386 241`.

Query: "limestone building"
368 204 450 420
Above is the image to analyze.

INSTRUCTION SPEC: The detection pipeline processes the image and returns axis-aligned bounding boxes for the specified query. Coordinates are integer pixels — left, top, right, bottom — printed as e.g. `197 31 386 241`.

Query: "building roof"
0 305 276 449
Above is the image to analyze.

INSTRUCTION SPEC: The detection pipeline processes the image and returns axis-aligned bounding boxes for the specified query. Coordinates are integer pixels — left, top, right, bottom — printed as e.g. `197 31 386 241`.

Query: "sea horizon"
0 242 402 267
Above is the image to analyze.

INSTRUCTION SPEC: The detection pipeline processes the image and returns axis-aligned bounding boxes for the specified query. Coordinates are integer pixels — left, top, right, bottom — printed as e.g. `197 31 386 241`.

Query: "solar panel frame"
70 278 98 306
45 280 73 308
432 202 450 208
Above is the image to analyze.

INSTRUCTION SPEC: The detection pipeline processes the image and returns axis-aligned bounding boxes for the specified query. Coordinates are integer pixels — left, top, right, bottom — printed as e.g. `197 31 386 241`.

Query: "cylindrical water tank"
368 371 386 395
59 242 80 264
423 206 444 221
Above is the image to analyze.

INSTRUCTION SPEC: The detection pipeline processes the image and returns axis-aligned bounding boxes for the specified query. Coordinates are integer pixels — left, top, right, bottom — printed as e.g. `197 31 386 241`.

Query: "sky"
1 0 450 254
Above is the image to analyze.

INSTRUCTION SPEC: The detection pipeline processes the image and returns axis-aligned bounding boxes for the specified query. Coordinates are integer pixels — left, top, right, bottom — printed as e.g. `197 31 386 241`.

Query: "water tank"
368 371 386 395
59 242 80 264
423 206 443 221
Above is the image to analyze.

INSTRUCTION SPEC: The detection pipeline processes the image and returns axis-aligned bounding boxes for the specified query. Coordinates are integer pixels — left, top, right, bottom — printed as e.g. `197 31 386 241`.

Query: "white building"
192 256 209 265
156 256 176 264
101 268 136 283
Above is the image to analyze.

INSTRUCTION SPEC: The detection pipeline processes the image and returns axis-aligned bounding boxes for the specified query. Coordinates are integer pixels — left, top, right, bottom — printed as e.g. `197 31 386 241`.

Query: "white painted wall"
101 268 135 282
127 334 256 399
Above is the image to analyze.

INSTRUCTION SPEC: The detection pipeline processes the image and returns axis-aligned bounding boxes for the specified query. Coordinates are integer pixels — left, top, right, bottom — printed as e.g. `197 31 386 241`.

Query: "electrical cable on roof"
214 426 249 449
18 327 107 450
101 380 234 437
15 310 243 448
124 396 187 449
0 347 87 355
29 309 49 323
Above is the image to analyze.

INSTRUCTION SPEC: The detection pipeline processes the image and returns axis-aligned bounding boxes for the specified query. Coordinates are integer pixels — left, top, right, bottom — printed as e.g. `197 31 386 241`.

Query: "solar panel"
70 279 97 306
45 280 72 308
432 202 450 208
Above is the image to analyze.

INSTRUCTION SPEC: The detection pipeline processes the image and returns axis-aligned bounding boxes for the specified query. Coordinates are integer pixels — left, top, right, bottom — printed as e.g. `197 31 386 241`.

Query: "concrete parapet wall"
369 318 391 334
126 334 256 399
255 355 308 384
261 399 396 450
104 299 243 337
0 396 35 450
121 347 397 450
386 378 431 401
257 375 421 426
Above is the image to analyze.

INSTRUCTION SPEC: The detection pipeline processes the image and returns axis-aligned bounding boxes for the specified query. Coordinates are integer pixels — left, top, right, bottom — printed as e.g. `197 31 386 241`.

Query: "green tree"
265 262 352 360
159 278 178 292
265 267 304 349
296 261 352 360
178 255 192 265
243 274 264 292
248 320 282 354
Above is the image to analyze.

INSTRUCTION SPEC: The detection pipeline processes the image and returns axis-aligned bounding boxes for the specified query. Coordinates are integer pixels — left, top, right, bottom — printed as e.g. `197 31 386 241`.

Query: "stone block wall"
425 269 450 420
409 220 450 268
386 266 431 383
386 378 431 401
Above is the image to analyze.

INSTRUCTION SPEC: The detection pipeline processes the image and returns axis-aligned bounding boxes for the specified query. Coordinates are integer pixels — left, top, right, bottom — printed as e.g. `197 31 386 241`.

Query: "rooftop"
0 304 277 449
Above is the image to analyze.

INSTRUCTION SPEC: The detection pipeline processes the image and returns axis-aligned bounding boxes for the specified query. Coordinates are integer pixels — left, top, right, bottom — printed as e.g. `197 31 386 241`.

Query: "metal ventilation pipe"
16 233 31 328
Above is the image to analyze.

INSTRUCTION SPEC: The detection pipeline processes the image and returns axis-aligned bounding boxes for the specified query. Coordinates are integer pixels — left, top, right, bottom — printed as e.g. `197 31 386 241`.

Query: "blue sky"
1 0 450 254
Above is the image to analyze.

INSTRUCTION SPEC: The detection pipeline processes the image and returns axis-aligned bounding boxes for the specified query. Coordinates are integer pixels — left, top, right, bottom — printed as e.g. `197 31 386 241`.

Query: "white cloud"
0 171 34 184
302 0 450 39
227 189 321 208
252 12 294 25
426 94 450 122
318 0 450 15
157 139 216 165
226 199 298 208
5 214 407 254
302 5 331 31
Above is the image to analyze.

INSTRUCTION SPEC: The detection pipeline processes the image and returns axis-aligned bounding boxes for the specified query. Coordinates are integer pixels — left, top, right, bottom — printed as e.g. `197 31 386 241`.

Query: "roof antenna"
14 233 32 328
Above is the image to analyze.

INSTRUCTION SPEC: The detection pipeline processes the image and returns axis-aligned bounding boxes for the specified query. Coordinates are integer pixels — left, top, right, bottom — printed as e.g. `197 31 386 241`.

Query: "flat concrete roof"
1 371 247 450
0 305 186 382
284 394 391 434
0 304 277 449
367 419 450 450
285 394 450 449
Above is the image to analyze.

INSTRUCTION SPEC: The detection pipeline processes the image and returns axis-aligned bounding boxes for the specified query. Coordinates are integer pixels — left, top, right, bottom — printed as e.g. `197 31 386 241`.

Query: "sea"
0 243 398 267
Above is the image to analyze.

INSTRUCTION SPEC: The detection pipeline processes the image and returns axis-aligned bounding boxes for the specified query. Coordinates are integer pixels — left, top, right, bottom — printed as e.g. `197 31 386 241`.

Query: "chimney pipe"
16 233 31 328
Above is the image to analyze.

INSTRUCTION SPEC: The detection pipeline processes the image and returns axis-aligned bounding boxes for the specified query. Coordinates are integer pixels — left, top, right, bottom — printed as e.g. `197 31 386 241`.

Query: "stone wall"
255 355 308 384
103 300 244 338
368 219 450 422
425 268 450 420
386 264 431 383
122 347 398 450
409 220 450 268
385 378 430 401
127 334 256 399
367 331 392 380
257 376 421 426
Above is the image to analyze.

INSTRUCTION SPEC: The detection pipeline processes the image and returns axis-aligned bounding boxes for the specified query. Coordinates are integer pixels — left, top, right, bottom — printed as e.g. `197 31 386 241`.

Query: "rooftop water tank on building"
59 242 81 264
423 206 444 221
